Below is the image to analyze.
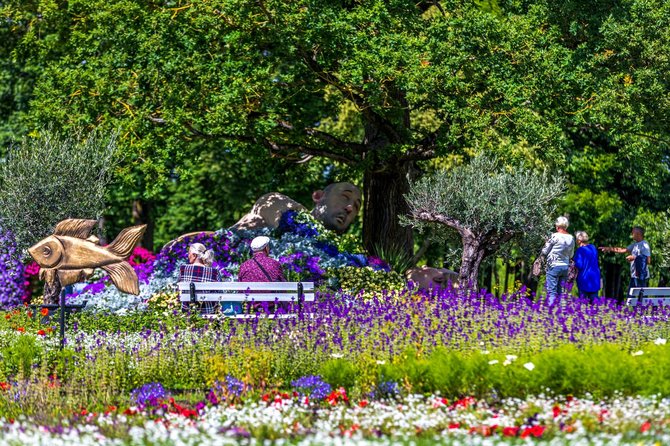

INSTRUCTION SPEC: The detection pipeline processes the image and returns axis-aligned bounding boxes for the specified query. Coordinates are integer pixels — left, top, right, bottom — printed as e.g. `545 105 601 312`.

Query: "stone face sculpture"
406 266 459 292
28 219 147 301
163 182 362 252
232 182 362 234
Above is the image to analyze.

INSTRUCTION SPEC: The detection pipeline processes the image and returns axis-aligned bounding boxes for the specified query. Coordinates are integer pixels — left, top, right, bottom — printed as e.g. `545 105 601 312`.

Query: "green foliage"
405 156 564 240
329 266 405 299
2 0 670 276
372 242 415 274
0 128 118 253
1 335 43 379
1 0 596 253
371 343 670 400
319 358 357 390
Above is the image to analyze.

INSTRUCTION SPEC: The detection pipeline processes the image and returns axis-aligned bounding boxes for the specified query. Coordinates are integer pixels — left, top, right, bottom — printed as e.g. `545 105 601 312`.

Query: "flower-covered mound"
63 211 402 312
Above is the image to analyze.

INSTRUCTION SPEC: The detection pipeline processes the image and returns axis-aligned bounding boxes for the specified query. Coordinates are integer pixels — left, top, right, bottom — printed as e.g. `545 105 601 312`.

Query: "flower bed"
2 391 670 444
1 286 670 443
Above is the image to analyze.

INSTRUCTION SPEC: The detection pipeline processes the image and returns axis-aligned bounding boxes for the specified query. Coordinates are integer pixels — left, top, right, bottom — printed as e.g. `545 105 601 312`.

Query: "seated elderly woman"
179 243 221 315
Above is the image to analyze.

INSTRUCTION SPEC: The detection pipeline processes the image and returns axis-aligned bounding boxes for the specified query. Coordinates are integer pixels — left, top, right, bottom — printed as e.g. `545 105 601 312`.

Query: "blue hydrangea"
277 211 319 238
130 382 169 407
291 375 332 400
224 375 245 397
370 381 400 400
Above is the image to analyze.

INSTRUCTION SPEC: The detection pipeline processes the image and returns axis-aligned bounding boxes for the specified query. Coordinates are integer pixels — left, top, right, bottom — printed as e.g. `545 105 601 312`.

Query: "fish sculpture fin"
101 262 140 295
58 270 85 286
106 225 146 259
54 219 98 239
86 235 100 245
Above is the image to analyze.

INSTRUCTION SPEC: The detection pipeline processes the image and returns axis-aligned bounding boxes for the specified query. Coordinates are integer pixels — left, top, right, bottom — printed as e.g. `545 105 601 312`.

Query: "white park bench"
626 287 670 306
177 281 315 317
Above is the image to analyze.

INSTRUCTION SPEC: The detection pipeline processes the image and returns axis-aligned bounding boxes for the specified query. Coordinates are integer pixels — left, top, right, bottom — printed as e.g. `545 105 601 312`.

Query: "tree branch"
263 139 358 164
410 210 467 235
277 119 366 153
182 120 361 164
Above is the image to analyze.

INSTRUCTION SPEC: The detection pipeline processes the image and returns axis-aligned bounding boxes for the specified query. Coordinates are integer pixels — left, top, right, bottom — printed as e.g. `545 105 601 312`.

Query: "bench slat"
627 287 670 306
177 282 314 291
628 287 670 297
626 298 670 306
179 292 314 302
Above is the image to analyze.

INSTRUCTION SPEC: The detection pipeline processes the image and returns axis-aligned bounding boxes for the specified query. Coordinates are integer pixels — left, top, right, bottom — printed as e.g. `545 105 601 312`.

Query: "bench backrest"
177 281 315 302
626 287 670 306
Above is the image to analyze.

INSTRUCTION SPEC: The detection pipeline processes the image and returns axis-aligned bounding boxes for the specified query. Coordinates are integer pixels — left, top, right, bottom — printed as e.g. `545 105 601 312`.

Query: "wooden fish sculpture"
28 219 147 295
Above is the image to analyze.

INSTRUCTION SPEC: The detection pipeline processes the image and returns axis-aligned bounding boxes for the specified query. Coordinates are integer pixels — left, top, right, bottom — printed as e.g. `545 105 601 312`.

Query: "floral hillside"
55 210 404 312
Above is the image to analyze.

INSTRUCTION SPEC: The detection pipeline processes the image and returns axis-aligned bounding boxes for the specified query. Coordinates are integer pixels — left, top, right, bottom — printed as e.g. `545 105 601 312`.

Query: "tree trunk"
132 199 154 251
362 164 414 257
459 236 487 288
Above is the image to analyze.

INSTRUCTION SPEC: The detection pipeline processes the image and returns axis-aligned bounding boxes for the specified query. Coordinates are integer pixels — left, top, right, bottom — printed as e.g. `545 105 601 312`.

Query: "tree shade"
1 0 669 269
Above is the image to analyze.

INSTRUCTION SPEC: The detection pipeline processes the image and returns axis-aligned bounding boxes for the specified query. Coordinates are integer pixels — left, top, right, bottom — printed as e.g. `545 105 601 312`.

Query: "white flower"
481 350 490 355
488 360 499 365
330 353 344 359
503 360 512 366
523 362 535 371
654 338 667 345
632 350 644 356
505 355 518 362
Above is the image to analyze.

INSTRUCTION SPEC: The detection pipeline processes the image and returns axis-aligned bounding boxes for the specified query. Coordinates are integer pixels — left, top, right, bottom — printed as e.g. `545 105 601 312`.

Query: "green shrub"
1 335 43 378
329 266 405 299
319 358 357 390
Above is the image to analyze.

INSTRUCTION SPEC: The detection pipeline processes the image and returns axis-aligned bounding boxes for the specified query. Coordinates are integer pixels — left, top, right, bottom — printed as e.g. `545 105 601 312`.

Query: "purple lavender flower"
0 224 26 308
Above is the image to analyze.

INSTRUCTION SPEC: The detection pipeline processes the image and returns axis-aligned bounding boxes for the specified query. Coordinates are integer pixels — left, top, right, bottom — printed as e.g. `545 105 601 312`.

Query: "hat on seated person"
250 236 270 252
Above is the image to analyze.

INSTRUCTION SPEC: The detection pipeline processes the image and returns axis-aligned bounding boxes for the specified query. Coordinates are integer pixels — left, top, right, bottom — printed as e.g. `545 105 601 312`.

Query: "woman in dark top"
573 231 601 302
178 243 220 314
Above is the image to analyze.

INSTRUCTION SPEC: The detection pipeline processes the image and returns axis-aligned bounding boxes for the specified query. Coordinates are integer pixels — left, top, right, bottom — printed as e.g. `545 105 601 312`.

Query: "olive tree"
403 156 565 286
0 128 118 254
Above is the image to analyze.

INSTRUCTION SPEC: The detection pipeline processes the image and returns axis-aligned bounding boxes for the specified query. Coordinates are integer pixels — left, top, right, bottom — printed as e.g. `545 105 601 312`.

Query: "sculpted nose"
344 204 353 213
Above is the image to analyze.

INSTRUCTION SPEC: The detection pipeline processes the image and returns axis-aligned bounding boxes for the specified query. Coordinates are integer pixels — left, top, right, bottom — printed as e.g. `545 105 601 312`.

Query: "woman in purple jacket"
573 231 601 302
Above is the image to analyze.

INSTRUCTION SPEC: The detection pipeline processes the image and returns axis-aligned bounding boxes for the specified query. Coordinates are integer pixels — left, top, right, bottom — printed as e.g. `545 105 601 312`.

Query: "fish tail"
102 262 140 295
105 225 147 259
